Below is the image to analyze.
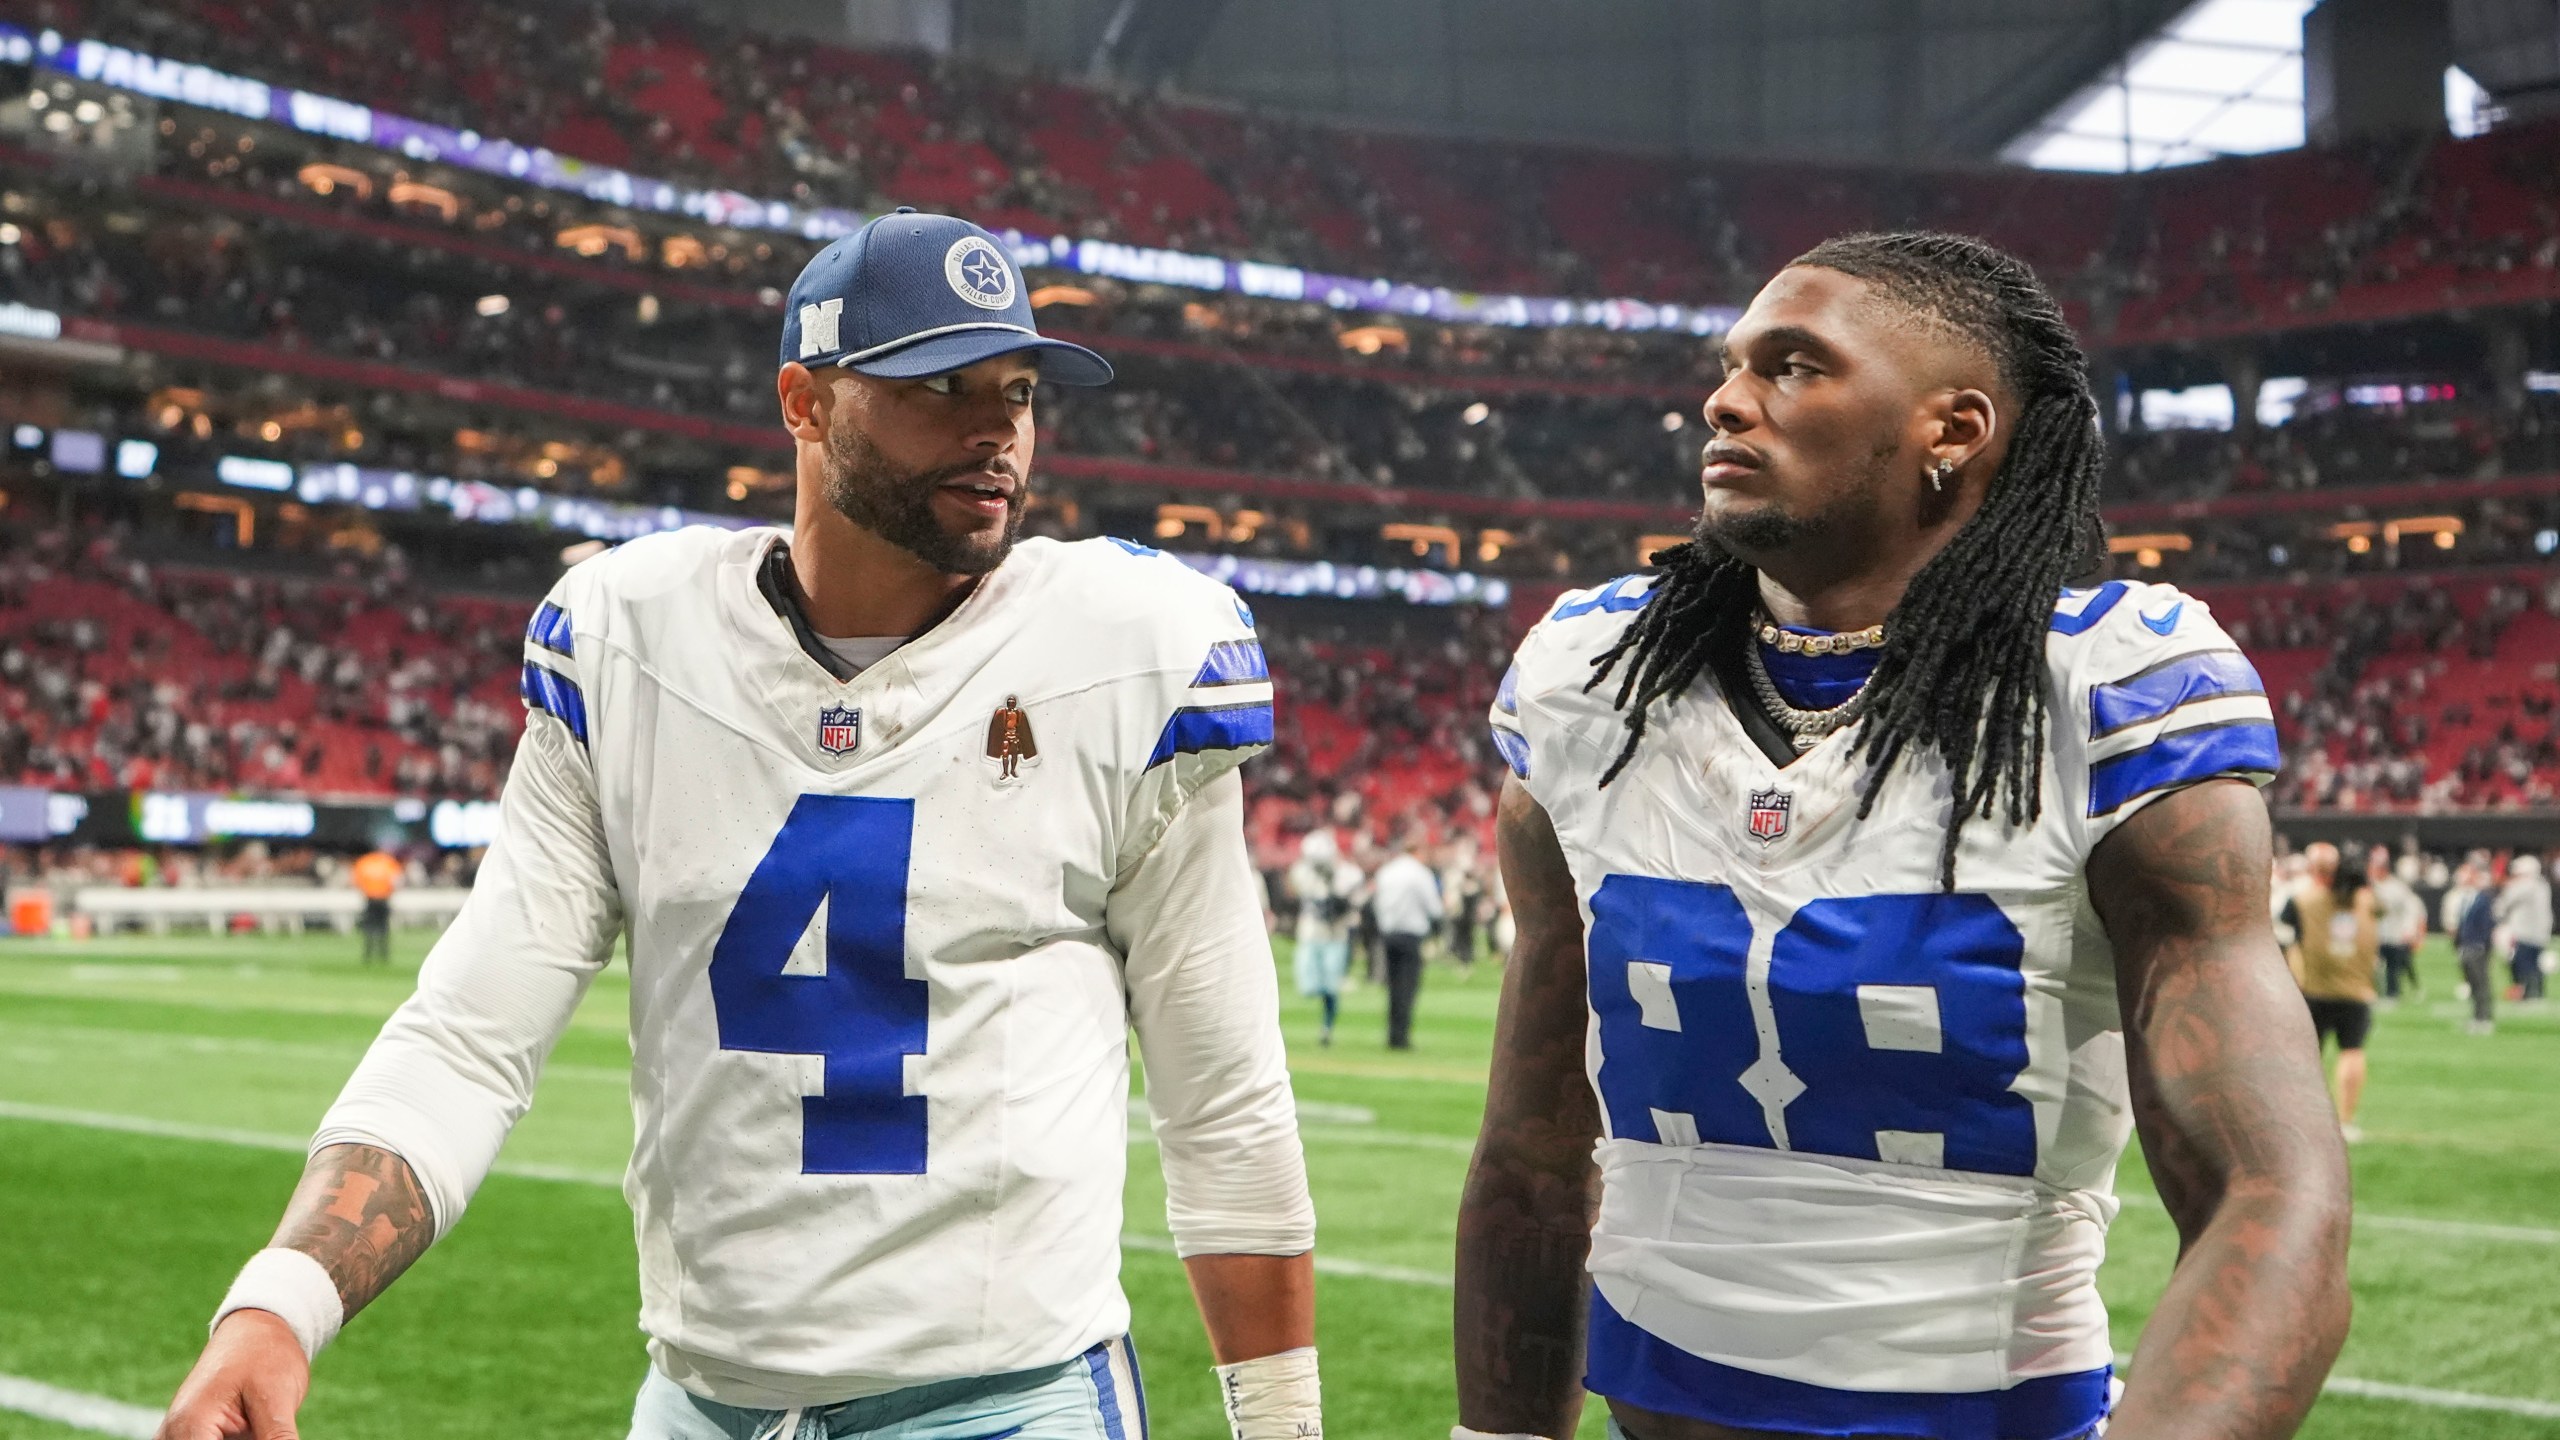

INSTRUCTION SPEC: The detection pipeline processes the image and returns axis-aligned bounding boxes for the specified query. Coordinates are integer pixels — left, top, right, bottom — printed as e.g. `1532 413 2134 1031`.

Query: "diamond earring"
1930 458 1955 493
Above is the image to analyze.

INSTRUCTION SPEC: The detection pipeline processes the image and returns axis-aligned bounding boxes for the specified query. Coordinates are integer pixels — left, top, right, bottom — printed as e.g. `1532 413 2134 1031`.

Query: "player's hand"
156 1310 310 1440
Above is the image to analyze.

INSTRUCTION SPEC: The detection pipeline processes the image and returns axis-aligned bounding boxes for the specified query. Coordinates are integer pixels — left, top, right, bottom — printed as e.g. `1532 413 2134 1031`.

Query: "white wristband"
1452 1430 1551 1440
211 1248 345 1360
1214 1347 1321 1440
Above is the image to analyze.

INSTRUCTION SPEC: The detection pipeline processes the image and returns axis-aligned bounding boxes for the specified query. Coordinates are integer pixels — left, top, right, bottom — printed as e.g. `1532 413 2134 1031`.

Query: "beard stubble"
820 420 1026 576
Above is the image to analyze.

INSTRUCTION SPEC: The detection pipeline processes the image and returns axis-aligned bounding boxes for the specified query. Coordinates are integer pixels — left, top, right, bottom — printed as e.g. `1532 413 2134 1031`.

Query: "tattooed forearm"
2090 781 2351 1440
269 1143 436 1321
1454 1141 1599 1431
1454 779 1603 1439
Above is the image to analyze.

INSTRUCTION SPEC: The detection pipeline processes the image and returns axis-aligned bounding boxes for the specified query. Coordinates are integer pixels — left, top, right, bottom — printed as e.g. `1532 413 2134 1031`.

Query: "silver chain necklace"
1744 618 1880 752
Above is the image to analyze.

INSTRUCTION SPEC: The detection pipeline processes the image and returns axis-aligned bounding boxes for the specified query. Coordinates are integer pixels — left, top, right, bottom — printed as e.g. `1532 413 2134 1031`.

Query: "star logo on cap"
944 236 1016 310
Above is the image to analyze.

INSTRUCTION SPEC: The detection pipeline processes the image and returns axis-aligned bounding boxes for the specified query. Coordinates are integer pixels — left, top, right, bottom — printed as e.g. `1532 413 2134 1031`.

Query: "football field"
1 931 2556 1439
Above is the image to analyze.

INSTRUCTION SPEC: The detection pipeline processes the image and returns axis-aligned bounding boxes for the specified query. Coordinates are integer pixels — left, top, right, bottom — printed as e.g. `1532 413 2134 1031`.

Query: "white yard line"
0 1020 629 1082
9 1101 2560 1429
0 1372 160 1439
2115 1354 2560 1421
2113 1188 2560 1245
12 1097 2555 1246
2319 1375 2560 1418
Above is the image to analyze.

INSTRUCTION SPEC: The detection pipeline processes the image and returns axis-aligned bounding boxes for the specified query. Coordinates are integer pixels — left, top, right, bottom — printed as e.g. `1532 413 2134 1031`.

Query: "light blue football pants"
630 1337 1147 1440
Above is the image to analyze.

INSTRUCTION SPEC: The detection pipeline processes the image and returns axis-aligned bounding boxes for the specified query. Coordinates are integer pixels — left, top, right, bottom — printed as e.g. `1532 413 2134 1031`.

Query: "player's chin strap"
1214 1347 1322 1440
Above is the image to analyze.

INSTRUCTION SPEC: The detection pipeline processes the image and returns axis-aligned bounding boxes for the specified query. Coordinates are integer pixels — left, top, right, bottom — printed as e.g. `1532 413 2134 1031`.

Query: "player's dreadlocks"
1585 231 2110 886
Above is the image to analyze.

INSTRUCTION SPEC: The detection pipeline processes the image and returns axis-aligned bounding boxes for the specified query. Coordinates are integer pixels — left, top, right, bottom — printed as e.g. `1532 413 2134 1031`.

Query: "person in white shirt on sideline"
2371 848 2428 1004
1286 828 1364 1046
1370 834 1447 1051
2496 853 2553 1002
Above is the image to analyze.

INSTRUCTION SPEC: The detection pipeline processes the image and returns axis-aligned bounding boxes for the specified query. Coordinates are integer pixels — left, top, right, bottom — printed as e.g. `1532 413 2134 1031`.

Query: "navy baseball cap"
779 208 1113 386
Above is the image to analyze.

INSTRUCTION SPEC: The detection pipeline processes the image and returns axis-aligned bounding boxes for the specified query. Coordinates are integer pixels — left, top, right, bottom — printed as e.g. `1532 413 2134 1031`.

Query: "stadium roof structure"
700 0 2546 167
791 0 2232 165
2001 0 2315 171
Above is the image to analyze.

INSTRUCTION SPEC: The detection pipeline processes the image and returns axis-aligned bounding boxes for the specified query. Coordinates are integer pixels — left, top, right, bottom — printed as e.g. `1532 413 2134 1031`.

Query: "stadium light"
475 293 511 317
1461 403 1491 426
296 162 373 198
1338 325 1408 355
1382 523 1461 566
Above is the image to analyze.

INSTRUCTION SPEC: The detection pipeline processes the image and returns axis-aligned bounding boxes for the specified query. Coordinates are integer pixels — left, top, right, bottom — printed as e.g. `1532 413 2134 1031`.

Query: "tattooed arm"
1454 778 1603 1439
159 706 619 1439
268 1144 438 1317
2088 780 2352 1440
157 1144 435 1440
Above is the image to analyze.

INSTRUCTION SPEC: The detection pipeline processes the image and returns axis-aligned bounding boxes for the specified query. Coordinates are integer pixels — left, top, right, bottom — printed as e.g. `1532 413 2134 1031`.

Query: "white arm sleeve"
1112 768 1314 1259
310 713 622 1238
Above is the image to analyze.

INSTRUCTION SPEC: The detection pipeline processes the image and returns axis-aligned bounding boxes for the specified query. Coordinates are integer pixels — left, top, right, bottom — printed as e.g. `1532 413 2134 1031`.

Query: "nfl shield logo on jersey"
1746 787 1792 844
816 703 862 756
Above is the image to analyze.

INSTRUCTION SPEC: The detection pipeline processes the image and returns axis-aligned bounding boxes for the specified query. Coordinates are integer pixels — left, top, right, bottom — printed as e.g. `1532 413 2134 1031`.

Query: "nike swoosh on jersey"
2138 601 2184 636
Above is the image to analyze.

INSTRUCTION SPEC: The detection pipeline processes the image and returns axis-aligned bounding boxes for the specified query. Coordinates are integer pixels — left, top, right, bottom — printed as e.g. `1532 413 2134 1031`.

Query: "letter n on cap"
798 297 843 358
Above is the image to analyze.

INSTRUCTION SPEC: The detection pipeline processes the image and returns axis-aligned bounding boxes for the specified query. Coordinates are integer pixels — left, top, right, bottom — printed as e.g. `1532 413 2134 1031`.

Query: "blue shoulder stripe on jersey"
1495 661 1521 715
2088 720 2280 817
1146 702 1274 769
519 661 589 746
2090 648 2266 738
2050 580 2131 636
1191 639 1270 687
1551 574 1652 621
1084 1342 1131 1440
525 600 574 658
1106 536 1163 558
1489 722 1531 779
1588 1292 2110 1440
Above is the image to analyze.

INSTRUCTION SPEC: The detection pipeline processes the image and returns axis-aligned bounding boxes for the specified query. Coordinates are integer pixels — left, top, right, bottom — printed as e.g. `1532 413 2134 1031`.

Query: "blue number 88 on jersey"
1587 877 2038 1177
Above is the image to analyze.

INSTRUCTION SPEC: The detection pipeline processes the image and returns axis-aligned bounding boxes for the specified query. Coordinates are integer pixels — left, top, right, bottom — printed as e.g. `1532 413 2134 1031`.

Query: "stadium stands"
4 0 2558 838
18 0 2560 339
7 516 2556 828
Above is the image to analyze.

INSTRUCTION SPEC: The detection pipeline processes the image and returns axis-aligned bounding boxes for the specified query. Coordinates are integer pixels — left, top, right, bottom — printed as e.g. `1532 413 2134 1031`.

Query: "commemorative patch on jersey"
985 694 1038 780
816 703 862 756
1746 786 1793 844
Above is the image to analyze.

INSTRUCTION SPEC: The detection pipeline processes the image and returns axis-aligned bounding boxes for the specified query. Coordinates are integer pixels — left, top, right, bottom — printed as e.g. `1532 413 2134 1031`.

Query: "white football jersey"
317 526 1308 1408
1489 576 2277 1440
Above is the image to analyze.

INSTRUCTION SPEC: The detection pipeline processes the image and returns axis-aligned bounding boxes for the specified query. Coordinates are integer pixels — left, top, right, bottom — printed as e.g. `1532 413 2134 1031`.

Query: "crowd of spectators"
18 165 2560 542
20 0 2560 343
2109 394 2560 505
8 505 2559 849
0 514 1533 845
0 521 523 796
0 838 476 893
2222 575 2560 812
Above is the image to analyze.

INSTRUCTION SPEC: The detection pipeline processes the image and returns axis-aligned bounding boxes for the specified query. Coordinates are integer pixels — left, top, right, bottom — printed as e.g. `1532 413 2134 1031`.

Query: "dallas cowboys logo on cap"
780 208 1111 385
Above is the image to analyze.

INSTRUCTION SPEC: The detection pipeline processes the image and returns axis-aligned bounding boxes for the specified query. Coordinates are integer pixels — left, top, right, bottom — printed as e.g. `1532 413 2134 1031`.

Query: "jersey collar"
755 535 985 684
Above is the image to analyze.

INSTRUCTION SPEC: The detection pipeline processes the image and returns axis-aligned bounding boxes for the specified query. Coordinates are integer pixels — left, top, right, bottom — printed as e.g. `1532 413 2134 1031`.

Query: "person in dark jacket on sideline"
2456 858 2501 1035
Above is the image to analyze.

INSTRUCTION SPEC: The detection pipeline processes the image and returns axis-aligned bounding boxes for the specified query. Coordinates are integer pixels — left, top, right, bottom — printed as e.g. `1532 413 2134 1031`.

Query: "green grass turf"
1 932 2557 1438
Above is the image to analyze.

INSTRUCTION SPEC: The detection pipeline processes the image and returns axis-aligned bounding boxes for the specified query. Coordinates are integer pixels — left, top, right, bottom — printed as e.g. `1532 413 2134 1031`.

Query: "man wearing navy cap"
161 211 1322 1440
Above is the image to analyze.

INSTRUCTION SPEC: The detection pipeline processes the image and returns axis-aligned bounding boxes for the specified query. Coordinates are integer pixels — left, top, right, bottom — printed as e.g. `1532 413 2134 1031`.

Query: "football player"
158 211 1322 1440
1458 232 2350 1440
